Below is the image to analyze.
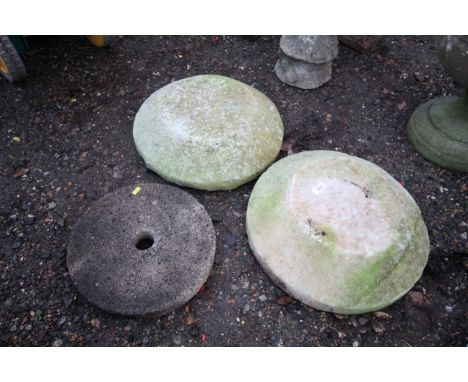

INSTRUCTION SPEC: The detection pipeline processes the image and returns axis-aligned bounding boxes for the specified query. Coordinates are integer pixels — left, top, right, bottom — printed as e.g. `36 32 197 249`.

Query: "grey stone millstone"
67 183 216 316
279 35 338 64
133 75 284 191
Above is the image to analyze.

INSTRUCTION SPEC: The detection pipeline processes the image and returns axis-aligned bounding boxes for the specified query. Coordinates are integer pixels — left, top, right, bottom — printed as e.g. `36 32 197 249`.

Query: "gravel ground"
0 35 466 346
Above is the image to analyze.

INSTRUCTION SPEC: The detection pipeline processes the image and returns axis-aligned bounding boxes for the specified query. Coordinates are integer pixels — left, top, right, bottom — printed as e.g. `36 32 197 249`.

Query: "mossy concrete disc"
133 75 284 191
67 183 216 316
246 151 430 314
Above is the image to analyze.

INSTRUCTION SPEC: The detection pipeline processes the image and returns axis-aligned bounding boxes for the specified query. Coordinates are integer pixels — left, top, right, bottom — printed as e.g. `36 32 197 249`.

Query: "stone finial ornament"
275 35 339 89
279 35 339 63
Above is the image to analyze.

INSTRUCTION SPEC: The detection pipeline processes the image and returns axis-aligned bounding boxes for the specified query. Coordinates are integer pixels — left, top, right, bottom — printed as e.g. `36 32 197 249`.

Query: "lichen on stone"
246 151 430 314
133 75 284 190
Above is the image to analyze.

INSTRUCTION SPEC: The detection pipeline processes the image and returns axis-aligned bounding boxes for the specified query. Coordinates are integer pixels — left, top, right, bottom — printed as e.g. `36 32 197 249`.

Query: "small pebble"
223 232 237 246
259 295 267 302
64 296 73 309
414 72 425 82
56 316 66 327
24 214 35 225
357 316 369 326
172 334 182 345
211 213 222 223
48 202 57 210
51 251 65 259
372 321 385 333
0 204 12 217
52 339 63 347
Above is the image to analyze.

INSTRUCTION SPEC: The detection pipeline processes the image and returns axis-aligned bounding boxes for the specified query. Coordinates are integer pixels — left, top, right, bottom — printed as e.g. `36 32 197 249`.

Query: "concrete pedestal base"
407 95 468 172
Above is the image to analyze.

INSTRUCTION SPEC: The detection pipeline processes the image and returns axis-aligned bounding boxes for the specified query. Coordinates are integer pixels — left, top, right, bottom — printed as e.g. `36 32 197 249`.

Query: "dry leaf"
374 311 392 320
408 291 430 306
276 295 292 305
334 313 348 320
14 168 29 178
186 313 198 326
280 139 296 156
397 101 408 111
233 211 242 218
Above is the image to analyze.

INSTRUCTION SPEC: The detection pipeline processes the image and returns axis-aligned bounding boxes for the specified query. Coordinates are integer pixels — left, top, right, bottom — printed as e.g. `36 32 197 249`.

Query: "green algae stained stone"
133 75 284 190
407 36 468 172
246 151 430 314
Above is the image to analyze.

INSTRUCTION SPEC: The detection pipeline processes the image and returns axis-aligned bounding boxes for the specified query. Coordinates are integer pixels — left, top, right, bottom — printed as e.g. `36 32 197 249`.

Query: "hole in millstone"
135 234 155 251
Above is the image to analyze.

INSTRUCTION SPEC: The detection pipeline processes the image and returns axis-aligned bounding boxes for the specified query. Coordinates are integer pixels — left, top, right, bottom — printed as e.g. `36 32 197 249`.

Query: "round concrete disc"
67 183 216 316
246 151 430 314
133 74 284 191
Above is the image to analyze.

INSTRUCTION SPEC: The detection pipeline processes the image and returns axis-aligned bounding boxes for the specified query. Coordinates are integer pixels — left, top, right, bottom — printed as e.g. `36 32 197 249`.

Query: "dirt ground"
0 36 466 347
